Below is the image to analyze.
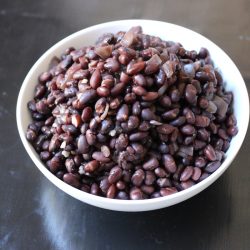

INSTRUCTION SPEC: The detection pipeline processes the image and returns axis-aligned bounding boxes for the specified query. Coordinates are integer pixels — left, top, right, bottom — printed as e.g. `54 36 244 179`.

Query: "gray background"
0 0 249 249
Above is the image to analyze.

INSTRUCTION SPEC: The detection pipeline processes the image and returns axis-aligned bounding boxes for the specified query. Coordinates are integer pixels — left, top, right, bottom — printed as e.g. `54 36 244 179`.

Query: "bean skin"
143 157 159 170
85 160 99 173
195 157 207 168
180 166 193 181
92 151 110 163
91 183 100 195
81 107 92 122
108 166 123 183
26 129 37 142
205 161 221 173
116 104 129 122
77 135 89 154
154 167 167 178
185 84 197 105
129 132 149 141
162 154 177 173
63 173 81 188
204 144 217 161
131 169 145 186
132 101 141 115
162 108 179 120
127 116 140 130
104 58 120 73
170 116 186 127
181 125 195 135
133 74 147 87
97 86 110 97
127 61 146 75
78 89 97 106
111 82 126 96
107 184 117 198
145 171 156 185
90 68 101 89
160 187 178 196
195 115 210 127
130 187 143 200
132 86 147 96
192 167 202 181
157 124 175 135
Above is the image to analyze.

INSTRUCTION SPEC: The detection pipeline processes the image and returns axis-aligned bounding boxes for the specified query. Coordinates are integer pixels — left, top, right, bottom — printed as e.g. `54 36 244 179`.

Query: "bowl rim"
16 19 249 210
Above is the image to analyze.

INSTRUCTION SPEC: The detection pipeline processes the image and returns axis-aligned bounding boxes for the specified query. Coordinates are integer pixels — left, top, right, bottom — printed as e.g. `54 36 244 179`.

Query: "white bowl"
16 20 249 212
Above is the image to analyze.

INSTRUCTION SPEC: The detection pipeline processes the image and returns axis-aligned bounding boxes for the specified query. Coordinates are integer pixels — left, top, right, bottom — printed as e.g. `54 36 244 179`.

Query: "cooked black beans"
26 26 237 199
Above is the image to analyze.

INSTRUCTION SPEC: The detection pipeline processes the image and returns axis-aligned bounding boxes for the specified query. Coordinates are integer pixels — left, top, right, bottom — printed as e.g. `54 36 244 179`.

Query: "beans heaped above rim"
26 26 238 200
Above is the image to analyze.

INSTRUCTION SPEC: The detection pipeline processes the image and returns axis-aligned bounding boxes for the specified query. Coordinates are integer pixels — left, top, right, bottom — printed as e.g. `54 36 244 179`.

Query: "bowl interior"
16 20 249 211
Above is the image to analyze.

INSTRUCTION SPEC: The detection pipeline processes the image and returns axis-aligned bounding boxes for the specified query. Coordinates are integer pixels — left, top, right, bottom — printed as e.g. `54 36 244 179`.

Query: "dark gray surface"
0 0 250 249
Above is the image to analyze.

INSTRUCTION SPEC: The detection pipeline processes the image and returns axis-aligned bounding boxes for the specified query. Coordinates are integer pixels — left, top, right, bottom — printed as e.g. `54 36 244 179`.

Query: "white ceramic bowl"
16 20 249 212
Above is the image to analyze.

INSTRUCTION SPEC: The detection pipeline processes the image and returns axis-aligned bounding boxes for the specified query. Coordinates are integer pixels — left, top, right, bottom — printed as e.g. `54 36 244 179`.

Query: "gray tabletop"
0 0 250 249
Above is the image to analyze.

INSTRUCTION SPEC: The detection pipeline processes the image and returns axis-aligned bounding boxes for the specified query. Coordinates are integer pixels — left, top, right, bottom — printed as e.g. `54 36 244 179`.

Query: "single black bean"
204 144 216 161
131 169 145 186
27 100 37 112
132 101 141 115
145 171 156 185
108 166 123 183
116 191 129 200
127 61 146 75
180 166 193 181
170 116 186 127
162 154 177 173
107 184 116 198
133 74 147 87
141 108 156 121
181 180 195 189
78 89 97 106
130 187 143 200
85 160 99 173
141 185 155 195
181 125 195 135
111 82 126 96
40 151 51 161
185 84 197 105
195 115 210 127
97 86 110 97
159 96 172 108
143 157 159 170
154 167 167 178
197 129 210 141
138 121 151 131
227 126 238 136
156 178 171 188
157 124 175 135
92 151 110 162
127 116 140 130
129 132 149 141
65 158 76 173
116 104 129 122
195 157 207 168
162 108 179 120
63 173 81 188
26 129 37 142
160 187 178 196
35 84 46 98
91 183 100 195
104 58 120 73
77 135 89 154
205 161 221 173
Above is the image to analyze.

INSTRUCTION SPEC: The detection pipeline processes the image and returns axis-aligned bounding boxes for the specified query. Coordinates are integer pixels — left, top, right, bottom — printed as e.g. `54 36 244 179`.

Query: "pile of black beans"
26 26 238 200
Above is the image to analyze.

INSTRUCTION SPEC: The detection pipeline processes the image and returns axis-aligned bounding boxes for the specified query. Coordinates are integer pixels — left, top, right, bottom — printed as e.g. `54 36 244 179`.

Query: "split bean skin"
26 26 238 199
